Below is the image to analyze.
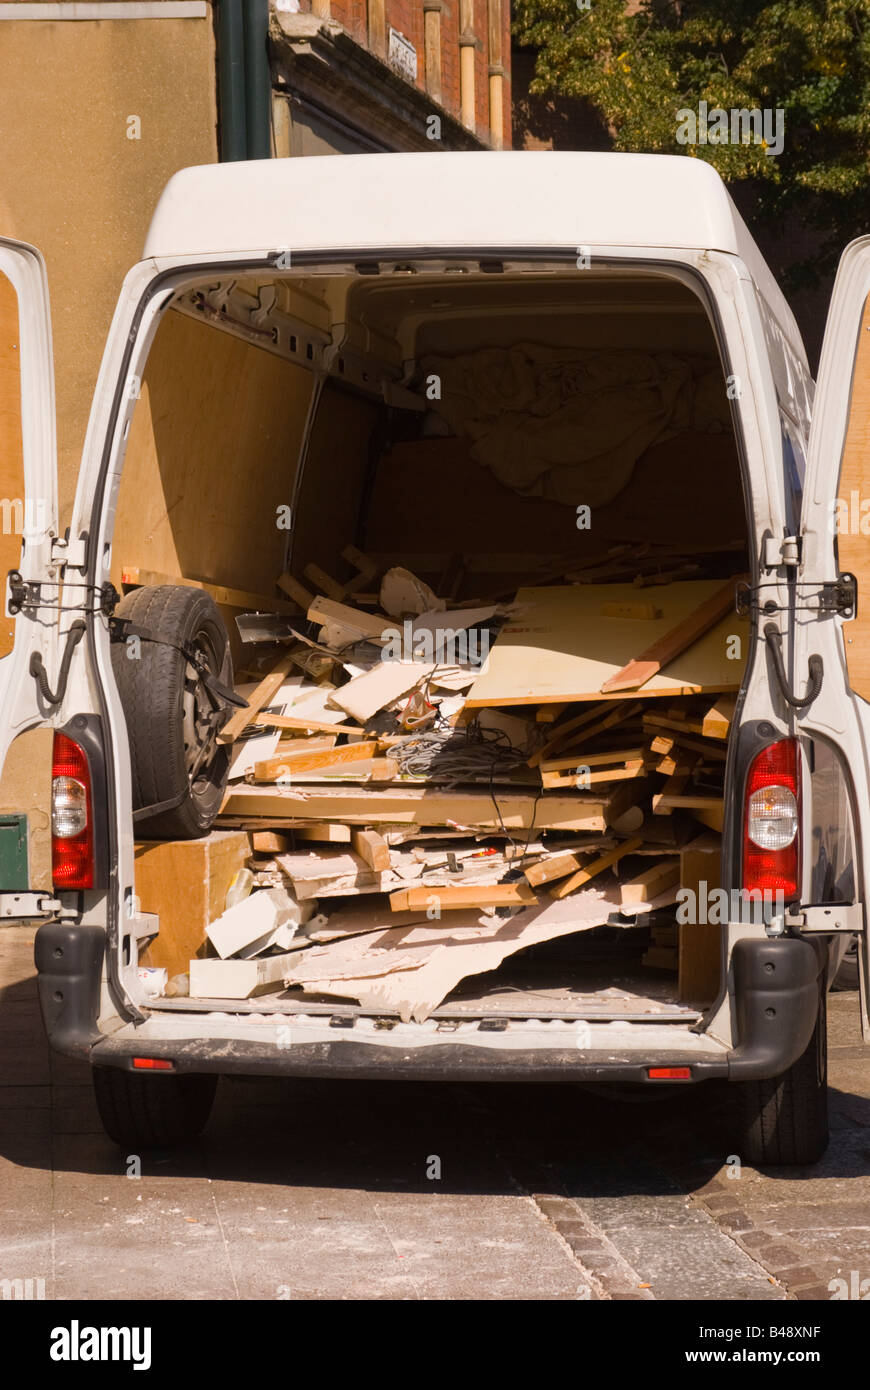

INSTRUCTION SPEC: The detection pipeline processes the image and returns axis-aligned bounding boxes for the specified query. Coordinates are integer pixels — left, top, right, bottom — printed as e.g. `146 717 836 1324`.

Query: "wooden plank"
692 806 725 833
524 848 587 888
651 762 699 816
252 741 379 781
601 577 741 692
274 757 400 784
530 701 639 768
303 562 347 601
541 762 645 790
541 747 646 772
550 837 644 900
277 572 315 609
217 652 298 745
654 794 724 814
466 581 748 708
644 722 728 761
351 828 392 872
700 696 736 740
221 783 613 831
536 703 569 723
620 859 681 905
389 883 537 911
120 565 300 616
251 825 353 850
256 712 362 735
307 596 389 643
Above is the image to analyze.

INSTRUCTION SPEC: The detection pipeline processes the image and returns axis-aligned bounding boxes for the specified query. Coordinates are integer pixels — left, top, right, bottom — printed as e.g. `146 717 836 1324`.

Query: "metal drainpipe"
216 0 247 161
216 0 271 161
243 0 272 159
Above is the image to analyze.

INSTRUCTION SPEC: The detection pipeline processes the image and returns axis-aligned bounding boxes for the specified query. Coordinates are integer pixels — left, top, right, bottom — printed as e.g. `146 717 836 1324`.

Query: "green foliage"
512 0 870 282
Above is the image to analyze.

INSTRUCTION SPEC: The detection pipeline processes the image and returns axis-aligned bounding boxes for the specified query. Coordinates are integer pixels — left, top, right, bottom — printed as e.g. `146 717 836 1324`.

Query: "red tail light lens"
52 732 94 889
743 739 801 898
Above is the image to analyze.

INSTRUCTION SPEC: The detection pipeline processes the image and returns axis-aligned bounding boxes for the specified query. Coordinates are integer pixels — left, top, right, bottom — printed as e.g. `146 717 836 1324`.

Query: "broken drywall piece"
228 729 281 781
291 891 614 1022
328 659 435 723
206 886 307 959
379 567 446 619
275 848 389 900
189 952 298 1000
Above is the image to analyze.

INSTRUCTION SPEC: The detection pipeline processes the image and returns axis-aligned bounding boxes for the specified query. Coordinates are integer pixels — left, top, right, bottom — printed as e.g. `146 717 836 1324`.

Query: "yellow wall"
0 6 218 524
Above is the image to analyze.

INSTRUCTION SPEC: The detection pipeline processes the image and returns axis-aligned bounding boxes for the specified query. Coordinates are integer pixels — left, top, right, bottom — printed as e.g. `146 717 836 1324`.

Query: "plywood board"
465 581 748 707
113 310 313 599
135 832 250 978
221 783 612 831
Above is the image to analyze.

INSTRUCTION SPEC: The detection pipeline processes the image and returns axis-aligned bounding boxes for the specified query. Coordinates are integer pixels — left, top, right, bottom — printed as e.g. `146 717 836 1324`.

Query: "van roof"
143 150 800 348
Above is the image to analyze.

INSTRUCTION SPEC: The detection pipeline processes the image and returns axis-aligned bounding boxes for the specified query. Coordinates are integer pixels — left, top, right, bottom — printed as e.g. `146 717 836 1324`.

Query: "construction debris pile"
136 541 746 1021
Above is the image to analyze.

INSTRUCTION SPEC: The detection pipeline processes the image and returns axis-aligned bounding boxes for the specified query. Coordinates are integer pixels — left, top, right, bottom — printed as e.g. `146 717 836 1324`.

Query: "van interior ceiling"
109 262 749 1026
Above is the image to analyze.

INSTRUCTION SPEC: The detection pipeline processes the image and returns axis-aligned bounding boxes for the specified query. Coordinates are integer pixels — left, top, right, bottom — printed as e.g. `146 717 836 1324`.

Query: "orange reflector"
132 1057 174 1071
648 1066 691 1080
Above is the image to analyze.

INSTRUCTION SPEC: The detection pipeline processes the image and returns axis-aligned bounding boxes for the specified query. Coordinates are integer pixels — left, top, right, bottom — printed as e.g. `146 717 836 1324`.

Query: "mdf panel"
837 295 870 699
113 311 314 598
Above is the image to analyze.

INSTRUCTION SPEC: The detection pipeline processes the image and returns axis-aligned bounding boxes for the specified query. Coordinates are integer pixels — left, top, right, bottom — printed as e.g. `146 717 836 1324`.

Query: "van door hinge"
762 534 801 570
784 903 863 934
814 572 858 618
50 533 87 568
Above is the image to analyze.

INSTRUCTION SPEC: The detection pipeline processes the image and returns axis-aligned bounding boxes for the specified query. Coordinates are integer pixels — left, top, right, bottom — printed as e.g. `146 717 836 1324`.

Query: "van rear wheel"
92 1067 217 1149
737 991 828 1165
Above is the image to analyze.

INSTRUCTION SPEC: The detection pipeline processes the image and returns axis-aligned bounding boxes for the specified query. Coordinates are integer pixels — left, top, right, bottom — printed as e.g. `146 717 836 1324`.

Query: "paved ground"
1 924 868 1301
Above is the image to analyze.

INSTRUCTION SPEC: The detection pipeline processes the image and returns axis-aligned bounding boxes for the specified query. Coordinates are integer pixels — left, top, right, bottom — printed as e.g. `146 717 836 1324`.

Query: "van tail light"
743 738 801 899
52 731 94 890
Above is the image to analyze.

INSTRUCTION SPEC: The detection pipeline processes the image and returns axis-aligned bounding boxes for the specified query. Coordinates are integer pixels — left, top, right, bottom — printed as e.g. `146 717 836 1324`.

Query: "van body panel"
15 155 846 1089
794 237 870 1034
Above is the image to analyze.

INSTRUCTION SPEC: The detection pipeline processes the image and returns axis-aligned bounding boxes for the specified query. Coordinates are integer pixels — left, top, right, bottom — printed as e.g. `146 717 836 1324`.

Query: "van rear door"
0 239 61 910
793 236 870 1033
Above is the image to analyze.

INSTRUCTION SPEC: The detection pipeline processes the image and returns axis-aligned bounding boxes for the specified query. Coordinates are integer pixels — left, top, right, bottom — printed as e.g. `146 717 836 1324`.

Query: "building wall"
0 3 218 524
288 0 510 149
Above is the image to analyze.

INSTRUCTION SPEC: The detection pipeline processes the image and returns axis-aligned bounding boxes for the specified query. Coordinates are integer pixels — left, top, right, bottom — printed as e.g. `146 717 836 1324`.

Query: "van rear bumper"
37 924 825 1084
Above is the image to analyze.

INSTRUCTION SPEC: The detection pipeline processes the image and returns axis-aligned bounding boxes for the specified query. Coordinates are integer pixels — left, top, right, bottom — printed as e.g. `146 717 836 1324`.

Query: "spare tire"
110 585 233 839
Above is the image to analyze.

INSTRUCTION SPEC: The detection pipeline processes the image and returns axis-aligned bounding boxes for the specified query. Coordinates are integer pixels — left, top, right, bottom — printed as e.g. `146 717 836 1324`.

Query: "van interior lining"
113 264 747 1025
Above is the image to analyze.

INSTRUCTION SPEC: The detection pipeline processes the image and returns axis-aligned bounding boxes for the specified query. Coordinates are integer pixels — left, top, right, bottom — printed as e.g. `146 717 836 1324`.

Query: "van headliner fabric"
422 346 732 506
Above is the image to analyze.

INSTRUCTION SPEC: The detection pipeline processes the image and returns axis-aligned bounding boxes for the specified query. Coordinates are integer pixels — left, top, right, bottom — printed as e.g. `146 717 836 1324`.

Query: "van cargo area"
109 261 749 1035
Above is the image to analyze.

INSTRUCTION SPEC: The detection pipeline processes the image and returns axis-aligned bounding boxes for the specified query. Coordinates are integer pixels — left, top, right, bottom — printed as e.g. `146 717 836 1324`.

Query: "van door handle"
764 622 823 710
30 620 86 708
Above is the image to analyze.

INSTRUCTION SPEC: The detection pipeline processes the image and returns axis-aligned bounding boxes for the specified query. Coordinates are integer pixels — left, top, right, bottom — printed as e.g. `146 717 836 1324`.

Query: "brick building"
270 0 511 155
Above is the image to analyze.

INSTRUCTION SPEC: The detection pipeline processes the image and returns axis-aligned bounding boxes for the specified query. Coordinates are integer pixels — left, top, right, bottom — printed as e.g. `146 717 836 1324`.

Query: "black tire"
92 1066 217 1149
738 989 829 1165
111 585 233 839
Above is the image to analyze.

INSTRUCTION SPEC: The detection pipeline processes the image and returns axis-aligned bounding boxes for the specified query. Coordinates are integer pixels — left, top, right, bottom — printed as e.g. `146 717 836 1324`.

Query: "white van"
1 151 867 1164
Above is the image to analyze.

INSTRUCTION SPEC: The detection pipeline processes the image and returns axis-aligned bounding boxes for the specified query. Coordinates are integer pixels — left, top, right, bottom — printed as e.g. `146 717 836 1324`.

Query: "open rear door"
795 236 870 1033
0 239 60 904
